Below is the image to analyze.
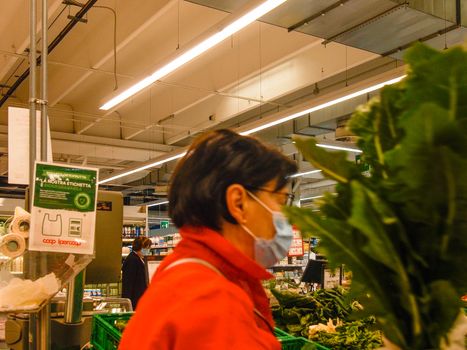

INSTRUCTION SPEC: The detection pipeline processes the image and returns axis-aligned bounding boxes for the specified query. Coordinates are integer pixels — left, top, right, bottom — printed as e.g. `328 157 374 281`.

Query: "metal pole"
29 0 37 198
40 0 48 162
64 271 85 324
37 1 50 348
38 303 50 350
28 0 38 349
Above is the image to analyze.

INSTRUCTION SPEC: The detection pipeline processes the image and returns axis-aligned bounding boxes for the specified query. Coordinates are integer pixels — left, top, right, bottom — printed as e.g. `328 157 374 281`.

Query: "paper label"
323 268 341 289
29 162 98 255
288 227 304 257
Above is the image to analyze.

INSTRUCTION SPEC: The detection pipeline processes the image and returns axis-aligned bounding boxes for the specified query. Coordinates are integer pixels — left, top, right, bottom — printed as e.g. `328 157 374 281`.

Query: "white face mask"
240 191 294 268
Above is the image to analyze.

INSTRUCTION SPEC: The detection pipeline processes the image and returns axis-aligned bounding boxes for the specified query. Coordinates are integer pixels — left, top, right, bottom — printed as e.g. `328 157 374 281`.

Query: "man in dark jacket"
122 236 151 309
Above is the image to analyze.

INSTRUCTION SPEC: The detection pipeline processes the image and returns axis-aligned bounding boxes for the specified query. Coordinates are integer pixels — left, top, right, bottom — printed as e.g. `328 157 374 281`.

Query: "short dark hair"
169 129 297 231
132 237 151 251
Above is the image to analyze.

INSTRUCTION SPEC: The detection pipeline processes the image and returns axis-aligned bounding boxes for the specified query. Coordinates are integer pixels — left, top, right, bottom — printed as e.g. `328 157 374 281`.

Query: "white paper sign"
288 227 304 257
8 107 52 184
29 162 98 255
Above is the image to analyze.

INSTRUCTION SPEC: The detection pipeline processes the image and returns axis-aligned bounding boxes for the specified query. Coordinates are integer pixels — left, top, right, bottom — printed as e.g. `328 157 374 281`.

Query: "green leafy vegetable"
311 318 382 350
272 288 381 349
285 43 467 349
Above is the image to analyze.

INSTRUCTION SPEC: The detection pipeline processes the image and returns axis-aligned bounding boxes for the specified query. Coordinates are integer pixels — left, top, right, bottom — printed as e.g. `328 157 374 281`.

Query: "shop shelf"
271 264 305 269
91 312 133 350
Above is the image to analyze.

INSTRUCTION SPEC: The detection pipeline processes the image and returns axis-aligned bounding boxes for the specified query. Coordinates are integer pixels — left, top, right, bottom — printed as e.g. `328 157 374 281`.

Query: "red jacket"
119 226 280 350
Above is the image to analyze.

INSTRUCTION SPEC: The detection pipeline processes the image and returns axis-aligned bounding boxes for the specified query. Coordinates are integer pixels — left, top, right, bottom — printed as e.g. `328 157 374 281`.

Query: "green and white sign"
29 162 99 255
160 220 170 229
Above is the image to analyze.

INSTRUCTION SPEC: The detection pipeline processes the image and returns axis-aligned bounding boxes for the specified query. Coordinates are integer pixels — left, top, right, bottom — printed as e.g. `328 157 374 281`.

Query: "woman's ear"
225 184 248 224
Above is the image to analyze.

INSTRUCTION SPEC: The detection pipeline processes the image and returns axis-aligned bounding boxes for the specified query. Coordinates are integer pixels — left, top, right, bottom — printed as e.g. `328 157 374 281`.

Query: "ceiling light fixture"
147 200 169 207
300 195 324 201
98 74 405 184
99 0 287 111
99 152 186 184
290 169 322 178
316 143 362 153
240 75 406 136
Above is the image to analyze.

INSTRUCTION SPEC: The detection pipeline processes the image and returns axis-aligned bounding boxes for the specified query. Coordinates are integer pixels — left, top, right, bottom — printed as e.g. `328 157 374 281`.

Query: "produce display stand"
90 312 330 350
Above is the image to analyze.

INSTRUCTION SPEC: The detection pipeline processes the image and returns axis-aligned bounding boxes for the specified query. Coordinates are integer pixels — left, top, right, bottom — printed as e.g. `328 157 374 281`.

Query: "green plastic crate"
274 328 329 350
274 327 291 339
279 337 330 350
91 312 133 350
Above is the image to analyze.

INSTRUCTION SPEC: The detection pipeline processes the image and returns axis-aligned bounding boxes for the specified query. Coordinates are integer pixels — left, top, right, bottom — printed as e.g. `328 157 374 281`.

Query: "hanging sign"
7 106 52 185
29 162 99 255
288 226 304 257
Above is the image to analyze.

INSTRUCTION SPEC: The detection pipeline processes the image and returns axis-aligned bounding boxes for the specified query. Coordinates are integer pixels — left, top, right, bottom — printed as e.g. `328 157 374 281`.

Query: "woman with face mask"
121 236 152 310
119 129 297 350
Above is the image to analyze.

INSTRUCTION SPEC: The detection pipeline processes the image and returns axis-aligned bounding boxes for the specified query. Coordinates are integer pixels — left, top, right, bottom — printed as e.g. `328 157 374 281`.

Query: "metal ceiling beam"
53 160 125 170
381 23 460 57
287 0 351 32
0 126 174 165
321 2 408 46
0 125 176 153
0 0 98 108
52 139 165 162
51 130 178 153
380 0 463 56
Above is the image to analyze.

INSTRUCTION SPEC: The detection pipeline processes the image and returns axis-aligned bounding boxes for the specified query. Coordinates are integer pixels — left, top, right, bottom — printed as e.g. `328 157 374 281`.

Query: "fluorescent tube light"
240 75 406 135
300 195 324 201
99 0 287 111
301 192 337 201
147 201 169 207
98 152 186 184
98 74 405 184
316 143 362 153
290 169 322 178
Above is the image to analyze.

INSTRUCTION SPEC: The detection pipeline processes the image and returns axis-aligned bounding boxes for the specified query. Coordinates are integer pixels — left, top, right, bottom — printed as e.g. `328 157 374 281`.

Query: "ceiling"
0 0 466 204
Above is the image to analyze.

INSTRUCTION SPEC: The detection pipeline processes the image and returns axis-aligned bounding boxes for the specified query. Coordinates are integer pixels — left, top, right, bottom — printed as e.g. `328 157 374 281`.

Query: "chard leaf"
286 44 467 349
347 181 401 272
403 44 467 120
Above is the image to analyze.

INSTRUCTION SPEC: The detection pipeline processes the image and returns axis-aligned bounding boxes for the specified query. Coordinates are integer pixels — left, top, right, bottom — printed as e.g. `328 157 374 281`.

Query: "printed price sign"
29 162 99 255
288 226 304 257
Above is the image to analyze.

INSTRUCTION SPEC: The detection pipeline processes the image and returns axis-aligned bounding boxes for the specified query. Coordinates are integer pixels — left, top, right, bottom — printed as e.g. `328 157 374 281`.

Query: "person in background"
120 129 298 349
121 236 152 309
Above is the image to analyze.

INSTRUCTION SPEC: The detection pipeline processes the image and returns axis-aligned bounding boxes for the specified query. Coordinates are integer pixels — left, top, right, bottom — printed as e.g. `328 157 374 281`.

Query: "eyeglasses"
245 186 295 206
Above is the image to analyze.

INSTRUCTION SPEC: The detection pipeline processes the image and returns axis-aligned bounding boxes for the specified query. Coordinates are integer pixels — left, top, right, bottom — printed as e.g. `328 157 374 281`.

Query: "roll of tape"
0 233 26 259
9 207 30 238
